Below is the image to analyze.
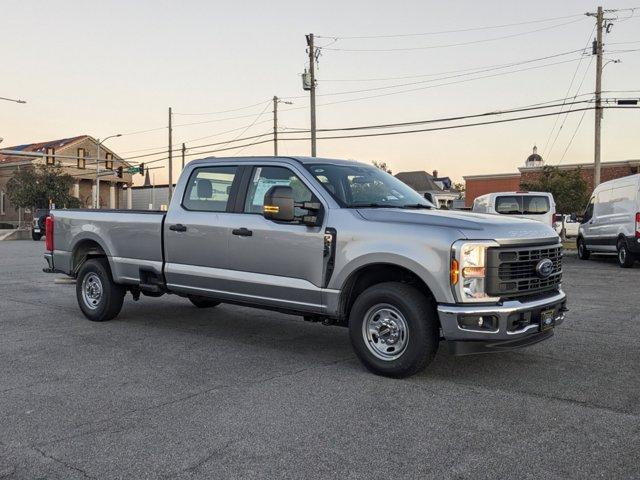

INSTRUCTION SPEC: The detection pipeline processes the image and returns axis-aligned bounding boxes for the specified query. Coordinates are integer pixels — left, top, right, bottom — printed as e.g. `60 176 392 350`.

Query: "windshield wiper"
398 203 432 209
348 203 399 208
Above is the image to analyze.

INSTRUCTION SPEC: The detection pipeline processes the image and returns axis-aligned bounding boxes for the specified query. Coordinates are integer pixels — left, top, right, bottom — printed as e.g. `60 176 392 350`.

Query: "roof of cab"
188 156 365 167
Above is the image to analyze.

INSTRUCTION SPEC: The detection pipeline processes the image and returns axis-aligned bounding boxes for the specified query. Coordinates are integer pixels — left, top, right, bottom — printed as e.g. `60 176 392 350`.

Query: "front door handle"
169 224 187 232
232 228 253 237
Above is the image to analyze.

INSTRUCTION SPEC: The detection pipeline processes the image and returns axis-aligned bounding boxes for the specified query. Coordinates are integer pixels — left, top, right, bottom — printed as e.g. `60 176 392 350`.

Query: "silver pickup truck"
44 156 566 377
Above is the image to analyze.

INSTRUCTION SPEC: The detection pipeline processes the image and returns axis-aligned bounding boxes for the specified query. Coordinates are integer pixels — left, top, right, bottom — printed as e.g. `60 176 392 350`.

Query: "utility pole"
272 96 292 156
168 107 173 202
306 34 317 157
182 142 186 170
273 96 279 156
591 6 604 187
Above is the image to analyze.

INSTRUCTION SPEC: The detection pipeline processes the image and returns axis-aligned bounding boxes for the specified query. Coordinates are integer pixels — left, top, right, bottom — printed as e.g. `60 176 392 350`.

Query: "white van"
472 191 557 227
577 174 640 268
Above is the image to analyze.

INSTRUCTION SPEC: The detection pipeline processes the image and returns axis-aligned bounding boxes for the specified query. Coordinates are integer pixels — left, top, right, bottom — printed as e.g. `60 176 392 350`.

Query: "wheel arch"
338 262 437 321
71 237 113 276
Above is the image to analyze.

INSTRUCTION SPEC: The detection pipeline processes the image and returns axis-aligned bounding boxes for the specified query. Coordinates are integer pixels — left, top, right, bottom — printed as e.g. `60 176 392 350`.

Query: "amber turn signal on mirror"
263 205 280 214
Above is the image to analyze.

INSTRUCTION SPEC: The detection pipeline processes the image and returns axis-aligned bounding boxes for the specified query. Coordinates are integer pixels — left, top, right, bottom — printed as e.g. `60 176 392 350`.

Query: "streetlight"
95 134 122 209
0 96 26 104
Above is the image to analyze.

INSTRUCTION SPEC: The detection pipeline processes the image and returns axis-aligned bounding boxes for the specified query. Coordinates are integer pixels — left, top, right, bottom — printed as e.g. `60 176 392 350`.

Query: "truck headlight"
451 240 500 303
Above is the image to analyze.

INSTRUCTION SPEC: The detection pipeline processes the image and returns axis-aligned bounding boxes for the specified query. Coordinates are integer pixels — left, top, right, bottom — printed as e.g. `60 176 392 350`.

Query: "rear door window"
182 166 238 212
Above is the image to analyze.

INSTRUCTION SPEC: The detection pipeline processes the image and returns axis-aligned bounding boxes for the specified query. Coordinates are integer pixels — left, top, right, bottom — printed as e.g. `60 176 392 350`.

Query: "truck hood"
356 208 559 242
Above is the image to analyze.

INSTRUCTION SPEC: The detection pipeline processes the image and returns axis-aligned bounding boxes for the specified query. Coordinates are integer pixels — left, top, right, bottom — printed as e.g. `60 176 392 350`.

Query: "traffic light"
115 166 123 178
139 163 144 176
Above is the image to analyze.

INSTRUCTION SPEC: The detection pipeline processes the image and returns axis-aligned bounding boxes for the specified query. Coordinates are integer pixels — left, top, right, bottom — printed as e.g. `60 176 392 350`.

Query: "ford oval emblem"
536 258 554 278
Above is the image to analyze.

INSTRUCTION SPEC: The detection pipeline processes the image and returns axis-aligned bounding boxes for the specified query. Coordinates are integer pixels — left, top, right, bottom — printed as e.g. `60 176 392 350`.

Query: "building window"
45 147 55 165
77 148 86 169
0 191 5 215
105 152 113 170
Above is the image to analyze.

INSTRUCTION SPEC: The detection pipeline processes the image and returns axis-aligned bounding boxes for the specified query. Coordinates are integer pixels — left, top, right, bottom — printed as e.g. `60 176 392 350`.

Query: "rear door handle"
232 228 252 237
169 224 187 232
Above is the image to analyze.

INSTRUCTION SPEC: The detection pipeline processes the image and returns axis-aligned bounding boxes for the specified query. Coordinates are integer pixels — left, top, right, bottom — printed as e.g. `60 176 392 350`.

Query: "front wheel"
577 237 590 260
76 258 125 321
617 239 635 268
348 282 439 378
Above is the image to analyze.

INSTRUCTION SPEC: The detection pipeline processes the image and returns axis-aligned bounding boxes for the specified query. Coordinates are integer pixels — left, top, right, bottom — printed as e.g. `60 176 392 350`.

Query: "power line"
545 55 594 162
311 53 589 99
541 25 596 158
319 48 586 82
127 96 600 163
557 108 589 165
282 57 588 108
316 13 586 39
318 18 587 52
172 100 270 116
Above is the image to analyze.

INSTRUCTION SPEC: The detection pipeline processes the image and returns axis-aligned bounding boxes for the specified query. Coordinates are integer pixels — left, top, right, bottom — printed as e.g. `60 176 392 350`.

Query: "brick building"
0 135 133 226
463 146 640 207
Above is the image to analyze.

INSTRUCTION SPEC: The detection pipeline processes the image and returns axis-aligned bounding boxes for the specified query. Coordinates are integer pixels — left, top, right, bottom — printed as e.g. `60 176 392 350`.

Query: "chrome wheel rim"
81 273 103 310
362 304 409 361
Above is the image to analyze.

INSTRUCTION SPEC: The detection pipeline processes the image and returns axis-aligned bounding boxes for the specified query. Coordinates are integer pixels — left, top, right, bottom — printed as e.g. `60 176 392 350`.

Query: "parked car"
43 157 566 378
472 191 558 229
552 214 580 238
577 174 640 268
32 208 49 241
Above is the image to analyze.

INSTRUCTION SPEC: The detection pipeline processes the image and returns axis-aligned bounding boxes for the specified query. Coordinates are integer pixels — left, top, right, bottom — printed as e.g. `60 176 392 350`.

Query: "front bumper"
437 290 567 355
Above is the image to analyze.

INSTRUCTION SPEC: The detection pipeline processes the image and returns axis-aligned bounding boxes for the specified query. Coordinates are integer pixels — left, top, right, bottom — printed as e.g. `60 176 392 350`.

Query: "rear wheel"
577 237 590 260
348 282 438 378
76 258 125 321
617 239 635 268
188 295 221 308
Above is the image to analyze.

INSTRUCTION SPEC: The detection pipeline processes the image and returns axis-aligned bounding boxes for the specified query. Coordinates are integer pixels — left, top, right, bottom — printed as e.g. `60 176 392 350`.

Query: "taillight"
45 216 54 251
636 212 640 239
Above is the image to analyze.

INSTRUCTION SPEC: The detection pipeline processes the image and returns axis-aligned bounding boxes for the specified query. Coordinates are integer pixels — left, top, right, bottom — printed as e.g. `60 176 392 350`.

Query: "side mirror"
263 186 295 222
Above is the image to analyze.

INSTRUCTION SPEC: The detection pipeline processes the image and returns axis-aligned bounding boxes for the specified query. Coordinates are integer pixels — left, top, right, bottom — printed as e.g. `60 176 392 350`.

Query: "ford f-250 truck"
43 156 566 377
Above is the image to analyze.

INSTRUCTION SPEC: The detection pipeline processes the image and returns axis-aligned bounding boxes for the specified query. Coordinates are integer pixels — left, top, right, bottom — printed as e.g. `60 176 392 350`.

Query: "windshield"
307 163 434 208
495 195 550 215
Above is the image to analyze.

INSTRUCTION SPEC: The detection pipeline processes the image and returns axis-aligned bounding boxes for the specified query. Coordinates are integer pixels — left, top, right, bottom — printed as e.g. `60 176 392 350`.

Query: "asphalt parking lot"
0 240 638 479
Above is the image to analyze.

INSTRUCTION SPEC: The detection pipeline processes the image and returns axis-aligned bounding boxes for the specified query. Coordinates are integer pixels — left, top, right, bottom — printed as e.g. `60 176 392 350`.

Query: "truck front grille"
486 244 562 299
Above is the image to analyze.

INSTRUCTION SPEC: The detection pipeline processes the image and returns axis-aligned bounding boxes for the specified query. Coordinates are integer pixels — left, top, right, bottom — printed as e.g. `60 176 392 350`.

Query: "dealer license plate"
540 309 556 331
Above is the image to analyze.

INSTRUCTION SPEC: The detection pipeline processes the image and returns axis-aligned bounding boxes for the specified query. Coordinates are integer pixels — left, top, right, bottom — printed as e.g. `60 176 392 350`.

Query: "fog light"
458 315 498 331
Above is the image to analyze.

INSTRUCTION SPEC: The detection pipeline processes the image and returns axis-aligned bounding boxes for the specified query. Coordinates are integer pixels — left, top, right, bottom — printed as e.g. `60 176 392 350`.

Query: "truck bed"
50 209 166 284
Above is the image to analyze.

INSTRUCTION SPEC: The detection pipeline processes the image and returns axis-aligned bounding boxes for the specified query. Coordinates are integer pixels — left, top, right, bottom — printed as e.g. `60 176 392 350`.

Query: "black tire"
76 258 125 322
617 239 635 268
348 282 438 378
188 295 221 308
32 232 42 241
577 237 590 260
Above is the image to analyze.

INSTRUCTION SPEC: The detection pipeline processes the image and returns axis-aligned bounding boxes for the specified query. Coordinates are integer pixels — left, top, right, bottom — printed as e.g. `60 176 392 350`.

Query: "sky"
1 0 639 186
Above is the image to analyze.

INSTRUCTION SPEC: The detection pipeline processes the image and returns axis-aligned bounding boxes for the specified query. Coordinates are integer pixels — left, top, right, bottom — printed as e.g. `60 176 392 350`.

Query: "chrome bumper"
437 290 567 355
43 252 56 273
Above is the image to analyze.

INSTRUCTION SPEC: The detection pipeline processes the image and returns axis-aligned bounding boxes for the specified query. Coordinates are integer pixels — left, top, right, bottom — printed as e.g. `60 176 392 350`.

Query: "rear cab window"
495 195 550 215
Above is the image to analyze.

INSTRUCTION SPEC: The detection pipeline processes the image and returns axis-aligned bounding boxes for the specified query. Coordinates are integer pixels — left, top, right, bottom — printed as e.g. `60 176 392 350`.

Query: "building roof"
0 135 89 165
519 159 640 172
395 170 443 192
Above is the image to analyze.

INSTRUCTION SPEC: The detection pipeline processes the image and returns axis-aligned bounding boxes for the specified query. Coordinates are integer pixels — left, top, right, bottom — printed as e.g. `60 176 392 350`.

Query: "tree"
6 165 79 210
520 166 589 214
372 161 392 174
